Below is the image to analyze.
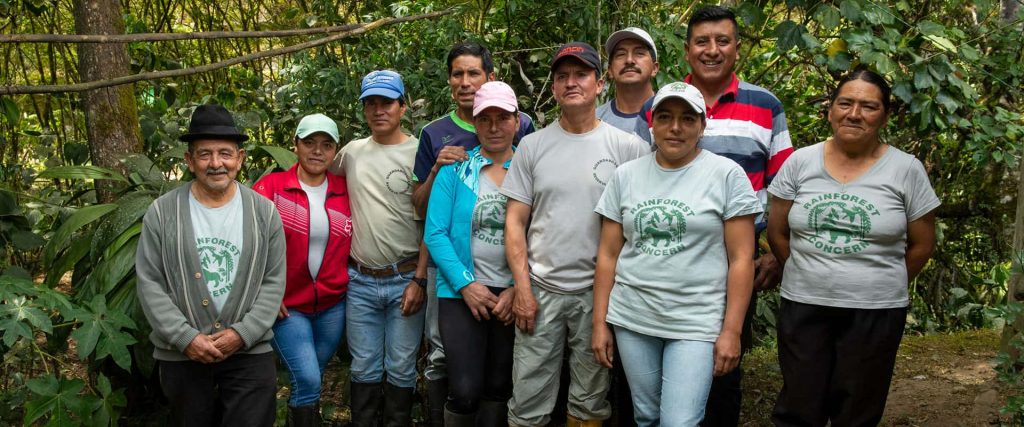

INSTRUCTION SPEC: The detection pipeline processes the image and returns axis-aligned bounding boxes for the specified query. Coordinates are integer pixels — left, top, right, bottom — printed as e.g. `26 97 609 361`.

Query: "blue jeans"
346 266 424 388
614 326 715 427
271 299 346 406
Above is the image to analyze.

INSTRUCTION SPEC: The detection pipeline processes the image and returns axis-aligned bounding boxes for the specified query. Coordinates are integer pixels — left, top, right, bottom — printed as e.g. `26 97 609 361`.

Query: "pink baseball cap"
473 81 519 117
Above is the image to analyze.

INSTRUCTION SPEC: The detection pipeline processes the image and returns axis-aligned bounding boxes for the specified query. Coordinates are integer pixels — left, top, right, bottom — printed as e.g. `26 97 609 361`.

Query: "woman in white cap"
252 113 352 426
591 82 760 426
423 81 520 427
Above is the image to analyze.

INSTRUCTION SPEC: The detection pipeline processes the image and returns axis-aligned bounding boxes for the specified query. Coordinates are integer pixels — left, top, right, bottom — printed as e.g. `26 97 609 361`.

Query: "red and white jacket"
253 164 352 314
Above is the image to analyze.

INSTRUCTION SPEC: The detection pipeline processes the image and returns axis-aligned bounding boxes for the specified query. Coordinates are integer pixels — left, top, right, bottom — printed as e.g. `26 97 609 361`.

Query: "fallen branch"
0 24 363 43
0 10 452 95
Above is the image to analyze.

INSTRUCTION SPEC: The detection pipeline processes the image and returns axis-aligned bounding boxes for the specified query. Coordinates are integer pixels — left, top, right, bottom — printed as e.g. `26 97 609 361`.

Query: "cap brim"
360 88 403 101
652 95 705 117
605 31 657 60
550 54 600 72
296 129 339 142
473 101 518 117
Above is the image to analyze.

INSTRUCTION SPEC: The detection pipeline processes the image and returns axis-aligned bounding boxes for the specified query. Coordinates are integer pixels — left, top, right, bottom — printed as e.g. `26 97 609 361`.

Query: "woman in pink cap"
423 81 521 426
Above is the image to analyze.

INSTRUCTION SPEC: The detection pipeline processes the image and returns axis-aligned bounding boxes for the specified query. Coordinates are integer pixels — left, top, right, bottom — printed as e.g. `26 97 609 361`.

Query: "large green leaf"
70 295 137 370
774 20 807 52
0 97 19 125
90 192 152 263
37 165 127 183
44 204 118 265
24 375 85 426
89 374 126 427
46 236 92 287
85 235 139 298
261 145 298 170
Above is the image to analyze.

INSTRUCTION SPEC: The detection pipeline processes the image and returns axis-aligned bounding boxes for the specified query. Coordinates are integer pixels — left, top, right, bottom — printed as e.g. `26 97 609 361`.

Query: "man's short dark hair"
686 6 739 42
446 42 495 76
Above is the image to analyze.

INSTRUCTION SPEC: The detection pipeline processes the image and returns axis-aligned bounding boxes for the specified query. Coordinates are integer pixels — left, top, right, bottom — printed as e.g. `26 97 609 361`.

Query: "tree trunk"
1002 0 1023 355
73 0 141 203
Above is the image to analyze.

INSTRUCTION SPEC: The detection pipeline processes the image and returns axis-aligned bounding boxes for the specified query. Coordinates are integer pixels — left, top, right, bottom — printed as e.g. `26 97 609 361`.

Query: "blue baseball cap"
360 70 405 101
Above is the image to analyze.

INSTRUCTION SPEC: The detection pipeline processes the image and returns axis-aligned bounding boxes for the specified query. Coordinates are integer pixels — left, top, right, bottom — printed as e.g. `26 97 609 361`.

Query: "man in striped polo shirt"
682 6 794 426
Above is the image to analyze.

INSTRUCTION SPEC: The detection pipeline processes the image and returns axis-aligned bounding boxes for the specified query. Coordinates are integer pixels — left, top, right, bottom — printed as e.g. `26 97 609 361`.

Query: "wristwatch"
412 277 427 288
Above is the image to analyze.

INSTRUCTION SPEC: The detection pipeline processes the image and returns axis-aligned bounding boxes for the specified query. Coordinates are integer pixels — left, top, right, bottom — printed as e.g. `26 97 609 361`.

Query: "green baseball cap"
295 113 340 143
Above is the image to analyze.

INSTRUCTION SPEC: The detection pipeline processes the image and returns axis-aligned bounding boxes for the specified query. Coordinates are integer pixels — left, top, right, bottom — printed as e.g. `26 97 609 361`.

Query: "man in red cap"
501 42 648 427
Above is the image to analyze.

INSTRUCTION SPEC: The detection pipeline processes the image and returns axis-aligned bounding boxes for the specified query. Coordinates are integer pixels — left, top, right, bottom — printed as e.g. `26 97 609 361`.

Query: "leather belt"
350 256 418 278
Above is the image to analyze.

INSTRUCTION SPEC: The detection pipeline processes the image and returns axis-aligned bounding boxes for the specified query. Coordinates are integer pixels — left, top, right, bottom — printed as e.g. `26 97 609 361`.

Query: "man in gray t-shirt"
597 27 659 145
502 42 647 427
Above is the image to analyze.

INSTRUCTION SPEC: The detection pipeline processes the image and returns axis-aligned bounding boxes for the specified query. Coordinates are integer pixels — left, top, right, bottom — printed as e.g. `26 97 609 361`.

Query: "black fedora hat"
179 104 250 143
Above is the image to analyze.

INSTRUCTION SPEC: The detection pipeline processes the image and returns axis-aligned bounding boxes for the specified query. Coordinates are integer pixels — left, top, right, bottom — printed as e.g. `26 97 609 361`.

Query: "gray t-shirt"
595 151 762 341
471 174 513 288
596 100 653 145
768 142 941 309
501 120 648 293
300 179 329 280
189 186 244 313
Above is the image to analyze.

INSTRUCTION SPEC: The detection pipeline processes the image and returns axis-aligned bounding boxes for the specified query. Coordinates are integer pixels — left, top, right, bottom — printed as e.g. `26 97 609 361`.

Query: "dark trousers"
701 290 756 427
159 352 277 427
439 288 515 414
772 298 906 427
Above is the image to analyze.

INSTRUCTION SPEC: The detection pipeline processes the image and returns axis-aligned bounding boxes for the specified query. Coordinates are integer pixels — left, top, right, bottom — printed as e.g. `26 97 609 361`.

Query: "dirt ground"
741 329 1008 426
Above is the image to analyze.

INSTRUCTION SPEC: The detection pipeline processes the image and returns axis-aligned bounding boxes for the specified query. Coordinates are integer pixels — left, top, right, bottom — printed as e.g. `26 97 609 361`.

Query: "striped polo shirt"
683 73 793 231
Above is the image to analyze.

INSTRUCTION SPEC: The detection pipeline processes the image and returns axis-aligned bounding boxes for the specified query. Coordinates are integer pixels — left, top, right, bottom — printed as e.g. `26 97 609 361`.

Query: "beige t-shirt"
330 135 420 267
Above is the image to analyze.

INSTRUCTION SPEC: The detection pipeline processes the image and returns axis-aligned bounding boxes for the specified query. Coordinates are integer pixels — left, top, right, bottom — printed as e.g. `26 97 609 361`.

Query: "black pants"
772 298 906 427
158 352 277 427
439 288 515 414
701 290 756 427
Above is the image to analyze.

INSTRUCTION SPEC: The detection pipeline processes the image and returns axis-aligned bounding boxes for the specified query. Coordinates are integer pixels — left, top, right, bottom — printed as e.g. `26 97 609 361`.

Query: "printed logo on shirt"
630 199 695 256
473 193 508 245
385 168 413 195
197 237 241 299
592 158 619 185
803 193 880 255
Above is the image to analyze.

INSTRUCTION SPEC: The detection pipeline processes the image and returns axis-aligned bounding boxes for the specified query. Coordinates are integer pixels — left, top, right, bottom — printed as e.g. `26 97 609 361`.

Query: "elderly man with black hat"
501 42 648 427
135 104 286 427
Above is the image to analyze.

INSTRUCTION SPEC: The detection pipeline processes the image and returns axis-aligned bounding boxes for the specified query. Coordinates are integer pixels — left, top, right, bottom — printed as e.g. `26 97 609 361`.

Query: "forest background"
0 0 1023 425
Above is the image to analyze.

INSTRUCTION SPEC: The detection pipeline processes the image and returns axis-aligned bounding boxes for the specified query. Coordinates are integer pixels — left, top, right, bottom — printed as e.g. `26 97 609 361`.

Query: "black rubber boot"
287 403 319 427
350 381 384 427
443 405 477 427
383 382 416 427
427 379 448 427
475 400 508 427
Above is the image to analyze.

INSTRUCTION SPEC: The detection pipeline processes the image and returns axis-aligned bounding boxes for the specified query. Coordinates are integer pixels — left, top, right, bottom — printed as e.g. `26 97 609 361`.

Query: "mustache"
205 167 229 174
619 67 641 74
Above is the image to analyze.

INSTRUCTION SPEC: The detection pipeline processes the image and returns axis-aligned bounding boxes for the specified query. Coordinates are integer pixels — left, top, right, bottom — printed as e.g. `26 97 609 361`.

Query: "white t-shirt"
501 120 648 293
299 179 329 279
595 151 762 340
768 142 941 309
189 186 244 313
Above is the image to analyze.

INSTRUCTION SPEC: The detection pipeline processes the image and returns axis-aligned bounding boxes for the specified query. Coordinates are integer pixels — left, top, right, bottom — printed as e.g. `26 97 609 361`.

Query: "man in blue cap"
330 70 427 427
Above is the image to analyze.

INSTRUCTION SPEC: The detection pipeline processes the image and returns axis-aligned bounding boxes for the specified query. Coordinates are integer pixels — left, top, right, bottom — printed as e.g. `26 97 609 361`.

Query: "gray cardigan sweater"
135 182 286 361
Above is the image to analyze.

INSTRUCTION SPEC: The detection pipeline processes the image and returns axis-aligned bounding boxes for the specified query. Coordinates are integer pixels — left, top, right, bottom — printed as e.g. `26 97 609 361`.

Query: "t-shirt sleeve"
329 144 348 177
500 139 535 205
767 148 800 200
903 157 941 222
723 163 764 220
595 168 624 223
623 134 649 160
519 112 537 137
765 95 794 188
413 129 436 183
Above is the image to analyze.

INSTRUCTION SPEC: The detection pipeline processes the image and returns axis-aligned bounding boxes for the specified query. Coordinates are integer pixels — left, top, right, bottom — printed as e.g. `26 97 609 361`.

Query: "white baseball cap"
604 27 658 61
651 82 706 117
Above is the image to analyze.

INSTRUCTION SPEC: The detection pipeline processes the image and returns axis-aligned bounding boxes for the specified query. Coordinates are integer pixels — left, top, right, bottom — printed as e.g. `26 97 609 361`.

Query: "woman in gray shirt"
767 68 940 426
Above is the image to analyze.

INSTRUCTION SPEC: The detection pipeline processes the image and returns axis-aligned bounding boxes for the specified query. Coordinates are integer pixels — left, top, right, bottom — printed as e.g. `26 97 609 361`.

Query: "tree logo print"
632 202 688 256
806 199 873 254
